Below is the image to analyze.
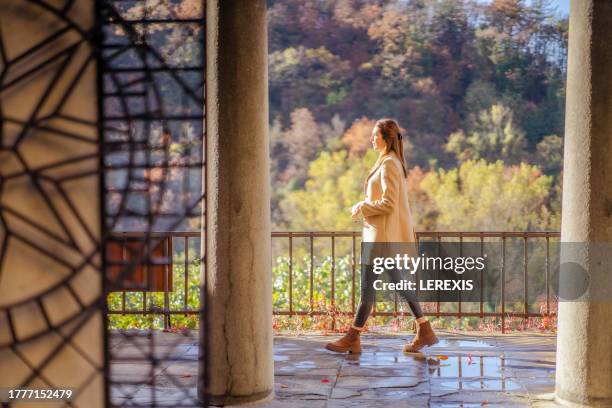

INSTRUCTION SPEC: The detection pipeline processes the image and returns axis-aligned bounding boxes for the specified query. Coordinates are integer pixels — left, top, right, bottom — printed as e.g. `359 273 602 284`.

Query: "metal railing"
107 231 201 330
107 230 560 332
414 231 559 333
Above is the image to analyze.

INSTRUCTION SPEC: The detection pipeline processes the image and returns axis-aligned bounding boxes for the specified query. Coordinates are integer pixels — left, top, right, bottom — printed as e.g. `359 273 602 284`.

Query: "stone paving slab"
331 382 430 400
257 331 561 408
275 375 335 400
108 330 565 407
339 363 426 377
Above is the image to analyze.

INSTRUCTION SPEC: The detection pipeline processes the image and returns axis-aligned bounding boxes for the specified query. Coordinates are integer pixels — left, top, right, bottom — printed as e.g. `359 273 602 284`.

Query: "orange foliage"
407 166 438 231
342 117 376 156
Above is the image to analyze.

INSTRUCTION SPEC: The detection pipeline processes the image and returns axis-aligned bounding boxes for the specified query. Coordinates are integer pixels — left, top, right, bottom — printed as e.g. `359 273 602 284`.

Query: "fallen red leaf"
481 400 488 406
321 379 330 383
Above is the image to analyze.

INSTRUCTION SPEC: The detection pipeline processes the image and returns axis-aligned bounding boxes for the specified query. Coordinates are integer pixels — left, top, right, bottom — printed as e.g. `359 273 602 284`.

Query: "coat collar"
363 151 394 193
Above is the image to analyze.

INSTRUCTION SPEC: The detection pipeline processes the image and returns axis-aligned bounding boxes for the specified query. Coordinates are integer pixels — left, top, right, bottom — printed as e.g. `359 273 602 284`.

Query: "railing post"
415 233 420 321
143 238 148 318
480 234 484 320
501 234 506 334
351 233 356 314
163 236 170 331
523 236 528 327
310 233 314 314
436 233 441 317
288 232 293 317
121 237 127 316
184 236 189 316
545 234 550 316
458 233 462 320
330 232 335 330
143 291 147 315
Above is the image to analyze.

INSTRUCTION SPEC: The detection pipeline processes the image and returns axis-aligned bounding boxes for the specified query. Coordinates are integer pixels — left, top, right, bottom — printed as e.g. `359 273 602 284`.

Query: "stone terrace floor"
110 330 564 407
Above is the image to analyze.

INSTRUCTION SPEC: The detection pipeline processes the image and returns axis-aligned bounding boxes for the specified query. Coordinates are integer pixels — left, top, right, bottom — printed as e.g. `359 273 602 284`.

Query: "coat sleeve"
360 159 400 216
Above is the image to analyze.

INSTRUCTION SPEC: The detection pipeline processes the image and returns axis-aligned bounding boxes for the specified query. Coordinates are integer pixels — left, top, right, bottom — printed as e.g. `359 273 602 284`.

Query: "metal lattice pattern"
101 0 205 406
0 1 105 406
0 0 206 406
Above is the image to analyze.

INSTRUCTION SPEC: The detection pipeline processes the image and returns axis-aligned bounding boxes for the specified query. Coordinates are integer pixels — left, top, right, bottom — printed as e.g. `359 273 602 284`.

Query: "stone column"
200 0 273 404
556 0 612 406
0 1 104 407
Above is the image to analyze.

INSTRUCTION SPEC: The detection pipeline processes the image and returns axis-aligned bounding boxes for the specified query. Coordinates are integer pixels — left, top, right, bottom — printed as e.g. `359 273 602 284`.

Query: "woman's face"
370 126 386 152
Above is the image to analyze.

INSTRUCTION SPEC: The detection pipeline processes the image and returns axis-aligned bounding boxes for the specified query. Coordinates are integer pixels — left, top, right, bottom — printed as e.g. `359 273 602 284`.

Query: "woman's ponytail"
375 118 408 178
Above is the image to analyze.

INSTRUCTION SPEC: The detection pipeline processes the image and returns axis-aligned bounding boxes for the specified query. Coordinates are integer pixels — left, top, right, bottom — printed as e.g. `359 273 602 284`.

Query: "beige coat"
360 151 416 243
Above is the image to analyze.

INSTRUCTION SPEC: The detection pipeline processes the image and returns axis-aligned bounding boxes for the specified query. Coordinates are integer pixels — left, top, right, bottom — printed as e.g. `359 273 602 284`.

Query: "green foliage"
535 135 564 176
420 160 554 231
279 149 377 231
272 254 355 312
107 258 201 330
445 104 527 164
269 46 351 121
271 253 409 332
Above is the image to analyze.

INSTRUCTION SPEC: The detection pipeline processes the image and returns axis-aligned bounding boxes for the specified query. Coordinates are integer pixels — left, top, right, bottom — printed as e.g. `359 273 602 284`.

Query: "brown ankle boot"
325 327 362 354
403 321 438 353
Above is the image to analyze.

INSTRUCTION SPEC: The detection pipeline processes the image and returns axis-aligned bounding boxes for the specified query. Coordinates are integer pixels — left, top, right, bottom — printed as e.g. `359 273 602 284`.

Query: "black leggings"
353 266 423 327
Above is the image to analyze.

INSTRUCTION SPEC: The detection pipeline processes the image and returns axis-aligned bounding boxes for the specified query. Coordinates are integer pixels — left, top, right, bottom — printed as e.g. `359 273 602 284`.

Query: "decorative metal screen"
100 0 205 407
0 0 206 407
0 1 107 407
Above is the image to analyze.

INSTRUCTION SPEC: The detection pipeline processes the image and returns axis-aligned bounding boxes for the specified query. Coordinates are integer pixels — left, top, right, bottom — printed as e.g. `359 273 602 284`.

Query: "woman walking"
325 119 438 354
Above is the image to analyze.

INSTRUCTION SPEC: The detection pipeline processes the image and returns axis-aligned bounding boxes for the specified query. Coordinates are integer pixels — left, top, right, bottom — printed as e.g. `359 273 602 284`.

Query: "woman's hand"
351 201 364 220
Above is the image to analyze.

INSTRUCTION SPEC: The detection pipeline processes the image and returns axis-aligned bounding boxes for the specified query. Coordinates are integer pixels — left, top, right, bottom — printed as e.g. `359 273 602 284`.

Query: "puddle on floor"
340 350 505 375
431 378 522 392
433 378 522 392
292 360 320 368
343 353 417 364
430 339 496 349
430 355 522 394
429 355 506 378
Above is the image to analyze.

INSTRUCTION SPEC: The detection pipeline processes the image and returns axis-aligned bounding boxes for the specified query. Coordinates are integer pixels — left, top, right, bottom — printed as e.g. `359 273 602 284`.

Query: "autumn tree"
420 160 555 231
279 108 323 187
342 117 376 156
279 149 377 231
445 104 527 165
269 46 352 122
534 134 564 176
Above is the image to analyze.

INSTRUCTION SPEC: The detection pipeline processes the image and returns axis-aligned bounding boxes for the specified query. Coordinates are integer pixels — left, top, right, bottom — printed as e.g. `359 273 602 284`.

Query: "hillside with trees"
268 0 567 232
